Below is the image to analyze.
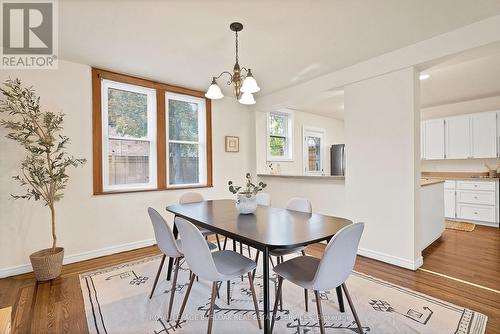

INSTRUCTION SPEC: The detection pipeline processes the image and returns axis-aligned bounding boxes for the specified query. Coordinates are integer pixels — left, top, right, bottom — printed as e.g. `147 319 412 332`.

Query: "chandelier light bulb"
241 69 260 93
238 92 256 105
205 78 224 99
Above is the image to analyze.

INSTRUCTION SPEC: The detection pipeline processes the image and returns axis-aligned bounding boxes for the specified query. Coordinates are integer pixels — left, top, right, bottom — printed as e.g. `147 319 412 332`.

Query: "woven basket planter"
29 247 64 281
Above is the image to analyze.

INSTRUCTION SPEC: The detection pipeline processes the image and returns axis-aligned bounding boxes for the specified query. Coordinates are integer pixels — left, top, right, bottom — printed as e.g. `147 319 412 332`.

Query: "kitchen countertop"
421 179 445 187
257 173 345 180
421 171 500 181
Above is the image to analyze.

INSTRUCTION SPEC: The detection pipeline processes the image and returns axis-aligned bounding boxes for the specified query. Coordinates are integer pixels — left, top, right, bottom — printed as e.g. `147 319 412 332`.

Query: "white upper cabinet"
471 112 497 158
422 111 500 160
445 115 471 159
423 119 445 160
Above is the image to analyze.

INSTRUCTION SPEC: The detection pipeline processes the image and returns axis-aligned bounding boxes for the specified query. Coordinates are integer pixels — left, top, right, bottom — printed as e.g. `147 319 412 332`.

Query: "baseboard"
358 247 423 270
0 239 156 279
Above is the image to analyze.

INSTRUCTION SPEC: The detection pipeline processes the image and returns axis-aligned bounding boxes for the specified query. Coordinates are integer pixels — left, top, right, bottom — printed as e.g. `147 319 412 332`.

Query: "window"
303 127 325 175
102 80 157 191
92 68 212 194
166 93 206 187
267 110 293 161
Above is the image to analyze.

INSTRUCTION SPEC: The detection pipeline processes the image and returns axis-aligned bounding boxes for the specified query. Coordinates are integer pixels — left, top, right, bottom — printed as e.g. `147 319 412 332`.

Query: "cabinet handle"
474 196 478 199
474 212 478 214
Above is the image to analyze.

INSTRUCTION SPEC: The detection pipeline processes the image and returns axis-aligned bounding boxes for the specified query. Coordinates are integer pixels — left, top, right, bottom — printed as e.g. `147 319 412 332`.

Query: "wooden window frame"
92 68 213 195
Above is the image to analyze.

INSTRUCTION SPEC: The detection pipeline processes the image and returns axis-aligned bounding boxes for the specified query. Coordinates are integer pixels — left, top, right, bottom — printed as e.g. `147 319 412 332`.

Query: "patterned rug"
445 220 476 232
80 252 487 334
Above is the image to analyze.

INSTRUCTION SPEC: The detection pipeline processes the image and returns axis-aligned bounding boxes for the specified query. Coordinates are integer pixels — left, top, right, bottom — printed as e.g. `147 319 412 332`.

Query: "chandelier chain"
235 31 239 64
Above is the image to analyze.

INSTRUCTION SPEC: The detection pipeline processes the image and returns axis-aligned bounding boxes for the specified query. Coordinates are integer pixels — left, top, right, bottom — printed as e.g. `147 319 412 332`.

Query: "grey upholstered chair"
174 217 262 334
271 223 365 334
271 197 311 310
147 208 216 321
256 192 271 206
179 192 222 249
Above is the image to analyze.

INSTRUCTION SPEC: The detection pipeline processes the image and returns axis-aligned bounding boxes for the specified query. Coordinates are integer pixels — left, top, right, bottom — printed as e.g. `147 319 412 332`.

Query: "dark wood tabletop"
166 199 352 250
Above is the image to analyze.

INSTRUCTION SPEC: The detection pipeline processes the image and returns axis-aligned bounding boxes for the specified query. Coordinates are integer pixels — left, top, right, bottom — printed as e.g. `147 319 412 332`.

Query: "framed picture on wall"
225 136 239 152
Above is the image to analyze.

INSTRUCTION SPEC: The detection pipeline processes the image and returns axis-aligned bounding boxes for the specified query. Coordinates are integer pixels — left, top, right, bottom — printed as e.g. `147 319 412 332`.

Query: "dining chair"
179 192 222 250
270 197 311 311
256 192 271 206
174 217 262 334
147 208 216 321
271 223 365 334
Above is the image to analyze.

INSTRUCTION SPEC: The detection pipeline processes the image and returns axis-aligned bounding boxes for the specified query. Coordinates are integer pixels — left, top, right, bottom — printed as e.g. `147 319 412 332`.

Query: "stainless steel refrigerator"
330 144 345 176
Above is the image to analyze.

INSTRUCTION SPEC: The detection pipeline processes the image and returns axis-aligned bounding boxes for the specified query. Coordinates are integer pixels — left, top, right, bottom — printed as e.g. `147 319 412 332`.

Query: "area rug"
446 220 476 232
80 252 487 334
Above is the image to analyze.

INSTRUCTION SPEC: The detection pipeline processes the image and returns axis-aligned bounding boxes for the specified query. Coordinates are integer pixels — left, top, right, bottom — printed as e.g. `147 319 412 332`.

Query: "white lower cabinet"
444 179 499 226
444 189 456 218
457 204 496 222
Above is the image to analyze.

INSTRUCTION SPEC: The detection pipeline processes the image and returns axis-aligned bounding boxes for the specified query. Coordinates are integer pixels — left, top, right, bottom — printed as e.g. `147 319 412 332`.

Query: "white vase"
236 193 257 214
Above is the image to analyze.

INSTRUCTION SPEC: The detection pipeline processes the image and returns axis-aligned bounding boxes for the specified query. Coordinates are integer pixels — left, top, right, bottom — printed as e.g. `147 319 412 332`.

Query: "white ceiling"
293 46 500 119
60 0 500 98
420 50 500 108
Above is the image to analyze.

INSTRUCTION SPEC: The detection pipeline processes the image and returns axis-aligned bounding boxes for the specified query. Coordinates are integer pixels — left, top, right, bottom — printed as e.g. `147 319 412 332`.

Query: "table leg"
166 222 178 281
263 247 270 333
336 285 345 312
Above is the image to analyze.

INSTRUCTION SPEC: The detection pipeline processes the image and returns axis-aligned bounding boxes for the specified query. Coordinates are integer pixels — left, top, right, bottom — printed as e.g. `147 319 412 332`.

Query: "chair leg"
271 276 283 333
226 280 231 305
175 273 196 328
223 237 227 250
215 234 222 250
216 282 220 299
342 283 364 334
301 250 306 256
167 257 180 321
240 243 244 281
149 254 166 299
276 257 283 311
336 285 345 312
247 245 252 257
314 290 325 334
304 289 309 312
247 273 262 329
252 251 260 280
207 282 218 334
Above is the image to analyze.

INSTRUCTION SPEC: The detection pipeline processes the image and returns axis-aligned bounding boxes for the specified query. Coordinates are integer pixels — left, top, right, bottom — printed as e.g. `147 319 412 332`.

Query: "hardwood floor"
0 234 499 334
422 225 500 291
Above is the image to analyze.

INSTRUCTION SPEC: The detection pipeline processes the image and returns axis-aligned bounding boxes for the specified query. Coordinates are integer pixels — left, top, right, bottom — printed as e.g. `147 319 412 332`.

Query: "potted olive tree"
0 78 86 281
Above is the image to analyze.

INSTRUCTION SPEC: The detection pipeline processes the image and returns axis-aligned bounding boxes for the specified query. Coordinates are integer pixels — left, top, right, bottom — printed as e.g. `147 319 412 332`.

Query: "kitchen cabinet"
443 179 499 226
471 112 497 158
422 119 445 160
444 189 456 218
422 111 500 160
445 115 471 159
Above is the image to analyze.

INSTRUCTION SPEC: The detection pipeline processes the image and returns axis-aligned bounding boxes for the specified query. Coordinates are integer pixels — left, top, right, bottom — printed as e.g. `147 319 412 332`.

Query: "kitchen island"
420 179 445 252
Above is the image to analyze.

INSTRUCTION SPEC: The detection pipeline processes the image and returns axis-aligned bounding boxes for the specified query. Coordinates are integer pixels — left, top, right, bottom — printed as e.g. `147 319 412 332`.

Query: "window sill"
267 157 294 162
93 184 213 196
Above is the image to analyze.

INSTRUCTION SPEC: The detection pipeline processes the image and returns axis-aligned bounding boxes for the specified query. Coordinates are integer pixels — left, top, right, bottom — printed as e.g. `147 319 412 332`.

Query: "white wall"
255 109 344 175
344 67 422 269
0 60 255 276
258 176 346 218
421 95 500 172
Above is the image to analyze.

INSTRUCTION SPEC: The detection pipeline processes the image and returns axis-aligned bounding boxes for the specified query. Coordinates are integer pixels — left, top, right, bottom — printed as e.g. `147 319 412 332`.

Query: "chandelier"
205 22 260 105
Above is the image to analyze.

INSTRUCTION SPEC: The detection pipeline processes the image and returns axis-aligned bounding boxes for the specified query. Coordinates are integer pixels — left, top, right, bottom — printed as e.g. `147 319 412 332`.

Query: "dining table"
166 199 353 334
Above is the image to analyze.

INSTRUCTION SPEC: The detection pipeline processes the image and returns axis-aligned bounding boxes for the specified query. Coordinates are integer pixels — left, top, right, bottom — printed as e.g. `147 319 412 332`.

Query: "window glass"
108 139 150 185
166 92 206 187
267 111 293 160
108 88 148 138
168 143 199 185
168 99 199 141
